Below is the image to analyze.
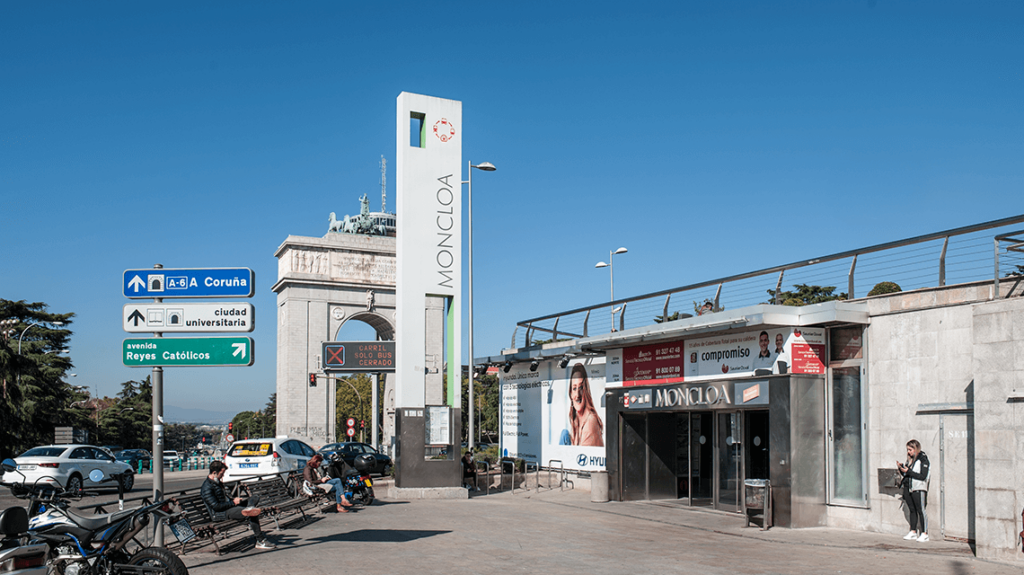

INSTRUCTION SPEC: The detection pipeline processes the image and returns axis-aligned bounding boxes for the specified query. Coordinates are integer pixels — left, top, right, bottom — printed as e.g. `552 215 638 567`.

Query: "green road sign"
123 337 254 367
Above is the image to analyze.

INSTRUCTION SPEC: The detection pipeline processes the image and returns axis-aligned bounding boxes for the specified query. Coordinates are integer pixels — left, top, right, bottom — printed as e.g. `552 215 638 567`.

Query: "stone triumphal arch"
273 231 396 449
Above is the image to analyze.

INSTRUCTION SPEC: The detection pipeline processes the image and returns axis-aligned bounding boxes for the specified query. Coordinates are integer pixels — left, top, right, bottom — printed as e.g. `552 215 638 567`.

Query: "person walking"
897 439 930 542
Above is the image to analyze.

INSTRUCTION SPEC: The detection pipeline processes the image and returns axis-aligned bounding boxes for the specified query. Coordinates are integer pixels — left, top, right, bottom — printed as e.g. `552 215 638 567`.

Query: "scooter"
0 462 48 574
324 453 375 506
2 459 189 575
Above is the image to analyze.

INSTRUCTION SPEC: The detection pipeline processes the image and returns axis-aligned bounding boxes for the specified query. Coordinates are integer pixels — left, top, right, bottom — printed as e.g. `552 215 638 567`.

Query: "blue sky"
2 1 1022 413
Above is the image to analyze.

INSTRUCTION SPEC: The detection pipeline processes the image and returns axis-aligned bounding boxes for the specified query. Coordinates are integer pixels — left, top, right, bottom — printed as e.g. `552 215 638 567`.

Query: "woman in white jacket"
897 439 930 542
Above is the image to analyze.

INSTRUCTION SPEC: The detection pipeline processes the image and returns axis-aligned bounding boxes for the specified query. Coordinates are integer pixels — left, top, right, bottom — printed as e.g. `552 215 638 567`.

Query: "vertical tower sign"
395 92 462 409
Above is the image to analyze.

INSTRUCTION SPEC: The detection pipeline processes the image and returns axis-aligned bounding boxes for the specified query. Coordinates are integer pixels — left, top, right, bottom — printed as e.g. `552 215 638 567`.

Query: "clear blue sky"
3 1 1021 414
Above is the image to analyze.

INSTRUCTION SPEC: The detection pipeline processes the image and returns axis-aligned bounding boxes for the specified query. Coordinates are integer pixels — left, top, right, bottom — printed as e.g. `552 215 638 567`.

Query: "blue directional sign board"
123 268 255 299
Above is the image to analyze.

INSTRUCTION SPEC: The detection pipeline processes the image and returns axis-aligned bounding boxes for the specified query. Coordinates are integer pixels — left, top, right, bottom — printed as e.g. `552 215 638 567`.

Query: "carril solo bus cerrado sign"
123 337 254 367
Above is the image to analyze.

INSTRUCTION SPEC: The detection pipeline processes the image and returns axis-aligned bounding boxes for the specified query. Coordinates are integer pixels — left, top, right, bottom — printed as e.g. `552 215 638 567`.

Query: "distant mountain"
164 405 236 425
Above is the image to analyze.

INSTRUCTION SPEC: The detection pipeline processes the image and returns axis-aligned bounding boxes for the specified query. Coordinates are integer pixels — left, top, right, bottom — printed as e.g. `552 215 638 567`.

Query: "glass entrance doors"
716 412 742 511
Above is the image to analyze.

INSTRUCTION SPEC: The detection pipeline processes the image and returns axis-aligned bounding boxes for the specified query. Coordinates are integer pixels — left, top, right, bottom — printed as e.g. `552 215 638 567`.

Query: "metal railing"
513 214 1024 348
473 460 490 496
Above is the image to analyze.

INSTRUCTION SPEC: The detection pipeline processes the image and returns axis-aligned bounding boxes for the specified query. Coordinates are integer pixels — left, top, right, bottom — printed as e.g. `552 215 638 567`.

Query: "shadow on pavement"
310 529 451 543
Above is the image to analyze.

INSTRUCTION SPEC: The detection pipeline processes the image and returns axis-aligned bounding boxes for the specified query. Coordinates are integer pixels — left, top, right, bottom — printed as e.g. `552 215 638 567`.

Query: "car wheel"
66 474 83 492
382 463 392 477
121 472 134 492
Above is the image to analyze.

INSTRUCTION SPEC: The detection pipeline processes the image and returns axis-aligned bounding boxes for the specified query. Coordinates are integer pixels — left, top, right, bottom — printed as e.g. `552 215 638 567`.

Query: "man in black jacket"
201 461 275 549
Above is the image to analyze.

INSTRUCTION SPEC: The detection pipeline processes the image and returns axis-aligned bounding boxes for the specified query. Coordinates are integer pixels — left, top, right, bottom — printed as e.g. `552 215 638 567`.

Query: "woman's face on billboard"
570 373 586 411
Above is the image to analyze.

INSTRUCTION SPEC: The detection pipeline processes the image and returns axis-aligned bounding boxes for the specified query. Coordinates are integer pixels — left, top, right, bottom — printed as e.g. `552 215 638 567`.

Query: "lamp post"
463 161 496 450
595 248 627 331
16 320 64 385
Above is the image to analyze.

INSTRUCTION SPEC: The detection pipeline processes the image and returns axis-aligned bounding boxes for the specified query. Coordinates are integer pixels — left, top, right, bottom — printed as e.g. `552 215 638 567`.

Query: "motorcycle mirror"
1 458 15 472
88 469 104 483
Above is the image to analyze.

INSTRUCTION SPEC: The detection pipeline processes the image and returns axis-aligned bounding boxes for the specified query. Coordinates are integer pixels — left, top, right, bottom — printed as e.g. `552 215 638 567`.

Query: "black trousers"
903 487 927 533
224 495 263 538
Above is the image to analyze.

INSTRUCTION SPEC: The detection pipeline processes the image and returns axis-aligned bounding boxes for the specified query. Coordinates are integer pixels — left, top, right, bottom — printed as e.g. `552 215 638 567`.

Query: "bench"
169 491 251 555
292 471 336 512
242 474 312 528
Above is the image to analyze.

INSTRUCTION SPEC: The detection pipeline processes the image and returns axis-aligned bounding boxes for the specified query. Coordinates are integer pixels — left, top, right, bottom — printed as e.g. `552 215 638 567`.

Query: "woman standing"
568 363 604 447
897 439 930 542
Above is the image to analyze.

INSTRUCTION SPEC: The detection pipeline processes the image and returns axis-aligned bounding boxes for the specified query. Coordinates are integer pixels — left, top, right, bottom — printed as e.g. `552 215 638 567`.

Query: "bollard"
591 471 609 503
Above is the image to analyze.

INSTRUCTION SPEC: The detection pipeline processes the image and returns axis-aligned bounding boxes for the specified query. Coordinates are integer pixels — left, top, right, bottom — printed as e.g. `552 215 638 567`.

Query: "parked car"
101 445 123 455
317 442 392 476
12 444 134 492
162 450 182 467
115 449 152 471
222 437 316 482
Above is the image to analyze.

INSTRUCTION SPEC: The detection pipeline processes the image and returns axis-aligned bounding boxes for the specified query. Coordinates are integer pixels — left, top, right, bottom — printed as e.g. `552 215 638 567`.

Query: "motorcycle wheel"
126 547 189 575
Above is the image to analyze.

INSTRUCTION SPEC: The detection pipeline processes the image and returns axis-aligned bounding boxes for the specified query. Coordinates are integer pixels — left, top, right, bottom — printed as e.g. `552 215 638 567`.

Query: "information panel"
322 341 395 372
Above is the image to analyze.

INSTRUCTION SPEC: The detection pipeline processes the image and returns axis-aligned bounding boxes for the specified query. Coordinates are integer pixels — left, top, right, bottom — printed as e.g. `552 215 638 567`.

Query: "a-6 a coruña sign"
322 341 395 372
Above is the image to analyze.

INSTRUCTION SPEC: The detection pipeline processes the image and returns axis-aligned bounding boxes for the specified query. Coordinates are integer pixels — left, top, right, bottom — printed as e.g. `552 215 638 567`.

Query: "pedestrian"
897 439 930 542
304 453 353 513
201 460 275 549
462 450 479 491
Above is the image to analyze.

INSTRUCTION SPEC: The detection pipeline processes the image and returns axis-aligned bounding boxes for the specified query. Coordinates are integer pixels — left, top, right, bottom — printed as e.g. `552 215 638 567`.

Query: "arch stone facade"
273 232 396 449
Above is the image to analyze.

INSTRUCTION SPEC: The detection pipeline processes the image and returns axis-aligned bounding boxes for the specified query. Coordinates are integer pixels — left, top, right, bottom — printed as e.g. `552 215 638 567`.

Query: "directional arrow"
127 309 145 327
231 343 246 358
128 275 145 293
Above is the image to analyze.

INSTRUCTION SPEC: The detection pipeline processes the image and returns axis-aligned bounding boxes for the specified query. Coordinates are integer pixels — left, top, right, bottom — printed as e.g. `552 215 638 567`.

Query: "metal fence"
512 215 1024 349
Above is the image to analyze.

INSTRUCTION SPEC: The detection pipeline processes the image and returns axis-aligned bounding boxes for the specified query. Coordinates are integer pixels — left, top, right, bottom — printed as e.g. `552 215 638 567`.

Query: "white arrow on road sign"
128 275 145 293
232 343 246 358
122 303 254 333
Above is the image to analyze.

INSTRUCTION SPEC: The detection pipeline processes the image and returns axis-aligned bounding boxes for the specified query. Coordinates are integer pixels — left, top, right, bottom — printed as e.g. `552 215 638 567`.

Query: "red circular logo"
433 118 456 143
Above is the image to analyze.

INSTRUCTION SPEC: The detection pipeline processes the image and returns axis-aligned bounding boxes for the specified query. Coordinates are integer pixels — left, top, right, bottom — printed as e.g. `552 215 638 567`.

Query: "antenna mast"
380 155 387 213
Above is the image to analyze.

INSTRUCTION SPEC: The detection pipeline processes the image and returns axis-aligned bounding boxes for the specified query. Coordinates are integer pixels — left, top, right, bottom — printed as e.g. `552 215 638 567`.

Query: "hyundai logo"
577 454 588 466
244 458 250 462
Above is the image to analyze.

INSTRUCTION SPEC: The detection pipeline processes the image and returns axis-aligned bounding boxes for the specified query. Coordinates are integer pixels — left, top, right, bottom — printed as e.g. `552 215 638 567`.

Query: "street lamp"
595 248 628 331
16 320 64 385
463 161 496 450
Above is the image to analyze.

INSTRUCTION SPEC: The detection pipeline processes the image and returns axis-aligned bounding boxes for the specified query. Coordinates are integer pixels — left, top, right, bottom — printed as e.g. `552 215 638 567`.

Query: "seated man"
201 461 275 550
462 450 480 491
304 454 353 513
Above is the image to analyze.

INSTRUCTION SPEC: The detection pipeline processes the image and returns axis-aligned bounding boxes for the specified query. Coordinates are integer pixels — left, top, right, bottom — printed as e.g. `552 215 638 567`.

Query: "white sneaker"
903 531 918 540
917 533 929 542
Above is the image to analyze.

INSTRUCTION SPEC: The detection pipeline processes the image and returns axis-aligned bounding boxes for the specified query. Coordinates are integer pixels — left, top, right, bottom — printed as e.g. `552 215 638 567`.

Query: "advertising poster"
622 341 685 387
685 327 825 381
543 356 607 472
499 363 544 462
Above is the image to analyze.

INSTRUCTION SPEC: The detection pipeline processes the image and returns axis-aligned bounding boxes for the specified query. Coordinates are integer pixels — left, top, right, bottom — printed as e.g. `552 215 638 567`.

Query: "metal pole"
609 249 615 330
468 160 475 450
151 264 164 547
371 373 379 450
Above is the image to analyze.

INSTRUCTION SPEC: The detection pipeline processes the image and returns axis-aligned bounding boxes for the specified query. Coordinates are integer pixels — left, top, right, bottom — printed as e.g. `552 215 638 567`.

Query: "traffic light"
228 422 232 432
309 373 317 387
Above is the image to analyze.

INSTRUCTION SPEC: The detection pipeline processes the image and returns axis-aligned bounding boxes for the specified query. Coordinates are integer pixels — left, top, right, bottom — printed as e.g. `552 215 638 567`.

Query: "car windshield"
319 444 341 452
19 447 67 458
228 443 272 457
164 451 179 456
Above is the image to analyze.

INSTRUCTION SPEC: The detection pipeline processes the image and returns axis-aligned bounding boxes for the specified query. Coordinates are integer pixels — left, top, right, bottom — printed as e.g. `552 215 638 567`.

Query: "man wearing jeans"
304 454 353 513
201 460 275 550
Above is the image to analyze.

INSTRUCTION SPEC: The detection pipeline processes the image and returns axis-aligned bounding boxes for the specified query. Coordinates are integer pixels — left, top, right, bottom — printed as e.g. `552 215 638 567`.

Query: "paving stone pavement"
177 483 1020 575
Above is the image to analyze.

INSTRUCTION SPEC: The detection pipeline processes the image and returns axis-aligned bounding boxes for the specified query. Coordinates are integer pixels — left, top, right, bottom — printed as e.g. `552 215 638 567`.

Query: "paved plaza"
177 481 1017 575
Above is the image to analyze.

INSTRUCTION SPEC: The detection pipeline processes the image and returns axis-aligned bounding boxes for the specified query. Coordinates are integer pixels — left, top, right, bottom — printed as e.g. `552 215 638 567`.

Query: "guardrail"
513 214 1024 348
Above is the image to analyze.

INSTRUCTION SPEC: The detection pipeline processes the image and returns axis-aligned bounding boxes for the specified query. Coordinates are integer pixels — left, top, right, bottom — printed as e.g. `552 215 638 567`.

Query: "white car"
162 450 182 467
12 445 134 492
223 437 316 482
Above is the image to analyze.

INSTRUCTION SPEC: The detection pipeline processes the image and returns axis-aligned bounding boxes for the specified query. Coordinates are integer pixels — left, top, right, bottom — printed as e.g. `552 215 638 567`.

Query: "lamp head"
595 261 609 269
472 162 497 171
614 247 628 255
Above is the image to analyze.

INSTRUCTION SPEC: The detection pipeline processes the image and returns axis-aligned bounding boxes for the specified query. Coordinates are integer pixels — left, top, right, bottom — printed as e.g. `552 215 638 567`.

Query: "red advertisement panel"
791 343 826 374
622 341 685 387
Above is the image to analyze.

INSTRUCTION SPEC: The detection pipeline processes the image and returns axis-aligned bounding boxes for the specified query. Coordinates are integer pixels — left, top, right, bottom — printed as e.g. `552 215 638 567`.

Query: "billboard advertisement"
500 356 608 472
684 327 825 380
621 341 685 387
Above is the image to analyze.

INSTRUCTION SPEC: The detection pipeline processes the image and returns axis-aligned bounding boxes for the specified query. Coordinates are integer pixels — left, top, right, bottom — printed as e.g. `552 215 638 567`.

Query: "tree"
867 281 902 296
654 311 685 324
766 284 846 306
335 374 372 442
0 299 75 460
262 393 277 435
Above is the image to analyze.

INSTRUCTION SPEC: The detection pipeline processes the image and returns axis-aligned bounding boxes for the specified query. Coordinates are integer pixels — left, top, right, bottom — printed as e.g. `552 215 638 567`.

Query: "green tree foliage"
164 423 201 453
766 284 847 306
230 411 261 439
335 374 372 442
0 300 75 460
867 281 902 296
654 311 685 323
96 377 152 449
228 392 278 442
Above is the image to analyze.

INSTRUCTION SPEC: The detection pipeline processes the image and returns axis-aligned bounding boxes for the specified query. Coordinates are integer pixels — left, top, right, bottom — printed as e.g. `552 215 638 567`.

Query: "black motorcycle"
1 459 188 575
323 453 375 505
0 463 47 574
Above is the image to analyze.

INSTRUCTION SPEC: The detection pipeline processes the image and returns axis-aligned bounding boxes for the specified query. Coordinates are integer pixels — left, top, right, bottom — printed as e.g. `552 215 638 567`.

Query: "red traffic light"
309 373 317 387
228 422 232 431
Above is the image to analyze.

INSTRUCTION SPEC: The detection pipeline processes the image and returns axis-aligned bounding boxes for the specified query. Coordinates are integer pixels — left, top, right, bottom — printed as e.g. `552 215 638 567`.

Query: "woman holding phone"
897 439 930 542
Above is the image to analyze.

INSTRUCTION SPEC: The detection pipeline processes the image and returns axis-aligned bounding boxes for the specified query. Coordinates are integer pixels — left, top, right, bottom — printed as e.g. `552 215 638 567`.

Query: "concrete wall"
826 280 1024 562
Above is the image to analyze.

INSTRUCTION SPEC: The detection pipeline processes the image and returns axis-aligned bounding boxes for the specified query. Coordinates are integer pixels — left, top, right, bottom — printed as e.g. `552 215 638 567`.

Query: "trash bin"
591 471 609 503
744 479 771 530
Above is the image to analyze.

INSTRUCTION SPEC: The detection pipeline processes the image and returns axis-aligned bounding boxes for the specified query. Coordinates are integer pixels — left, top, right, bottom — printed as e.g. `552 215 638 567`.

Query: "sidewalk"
178 484 1018 575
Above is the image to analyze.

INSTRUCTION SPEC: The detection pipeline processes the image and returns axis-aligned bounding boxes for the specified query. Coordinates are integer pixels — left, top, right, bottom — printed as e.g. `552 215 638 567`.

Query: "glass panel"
676 413 689 500
832 366 864 502
717 412 741 510
690 412 713 505
830 327 863 361
745 411 770 480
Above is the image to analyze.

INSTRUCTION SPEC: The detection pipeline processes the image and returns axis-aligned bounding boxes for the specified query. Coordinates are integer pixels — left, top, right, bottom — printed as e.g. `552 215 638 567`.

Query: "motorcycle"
0 463 48 574
323 453 375 506
1 458 188 575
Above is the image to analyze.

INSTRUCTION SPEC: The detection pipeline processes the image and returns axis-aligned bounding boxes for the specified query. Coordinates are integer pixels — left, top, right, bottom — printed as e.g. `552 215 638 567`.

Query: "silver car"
12 445 134 492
